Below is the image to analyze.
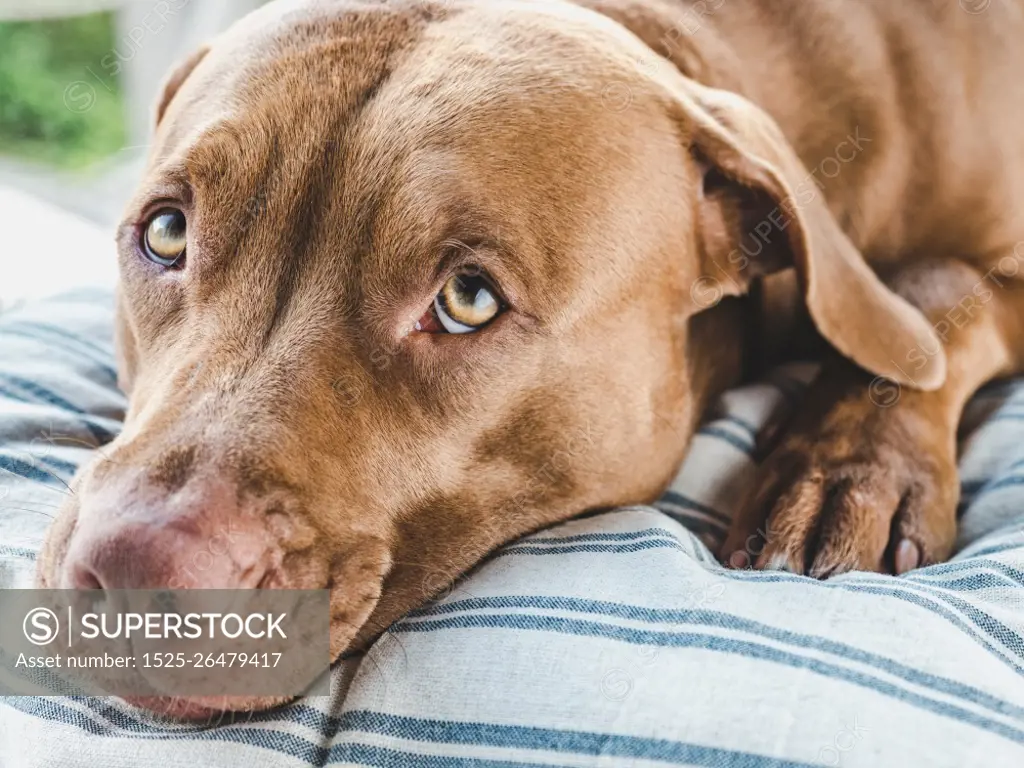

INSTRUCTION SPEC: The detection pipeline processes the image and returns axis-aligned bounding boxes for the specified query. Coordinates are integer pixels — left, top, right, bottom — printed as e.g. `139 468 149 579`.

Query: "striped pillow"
2 290 1023 767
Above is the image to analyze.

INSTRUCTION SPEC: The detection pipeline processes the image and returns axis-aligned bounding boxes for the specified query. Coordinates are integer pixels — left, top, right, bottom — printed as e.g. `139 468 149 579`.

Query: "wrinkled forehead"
342 2 675 270
137 0 682 299
149 0 665 179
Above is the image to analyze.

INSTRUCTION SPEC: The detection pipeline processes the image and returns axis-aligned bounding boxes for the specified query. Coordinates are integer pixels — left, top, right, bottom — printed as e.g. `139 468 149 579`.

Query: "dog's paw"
720 376 959 577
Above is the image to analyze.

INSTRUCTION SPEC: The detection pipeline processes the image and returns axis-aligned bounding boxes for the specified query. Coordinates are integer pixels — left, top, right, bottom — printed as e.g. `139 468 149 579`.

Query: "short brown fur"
37 0 1024 716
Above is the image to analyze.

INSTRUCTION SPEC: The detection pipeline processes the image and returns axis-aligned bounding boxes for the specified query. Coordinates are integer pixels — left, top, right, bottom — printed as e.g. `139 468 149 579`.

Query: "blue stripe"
35 453 81 477
696 425 755 455
0 323 117 381
0 451 81 479
0 454 70 491
510 532 1024 591
964 542 1024 559
1 697 331 765
0 385 45 409
0 545 37 560
0 327 112 377
522 527 683 546
0 375 117 444
717 415 760 439
656 515 727 549
52 694 339 736
405 596 1024 720
328 744 571 767
461 514 1024 676
961 479 987 496
394 613 1024 746
966 476 1024 507
1 697 818 767
947 469 1024 517
716 571 1024 676
654 505 730 534
426 534 1024 679
657 491 732 527
0 374 90 416
338 710 819 768
980 413 1024 425
2 320 115 363
499 533 1024 628
498 538 687 558
900 580 1024 659
902 571 1019 591
907 559 1024 588
962 463 1024 498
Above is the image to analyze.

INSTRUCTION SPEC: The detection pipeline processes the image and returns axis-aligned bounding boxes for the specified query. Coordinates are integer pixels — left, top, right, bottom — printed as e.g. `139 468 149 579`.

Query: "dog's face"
37 0 942 717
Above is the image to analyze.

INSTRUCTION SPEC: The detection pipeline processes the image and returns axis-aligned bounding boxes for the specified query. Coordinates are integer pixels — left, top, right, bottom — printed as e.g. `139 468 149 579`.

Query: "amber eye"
142 208 187 267
433 273 502 333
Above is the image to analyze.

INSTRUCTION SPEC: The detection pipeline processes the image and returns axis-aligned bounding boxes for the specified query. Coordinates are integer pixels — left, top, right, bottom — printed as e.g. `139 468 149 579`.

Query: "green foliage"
0 13 125 169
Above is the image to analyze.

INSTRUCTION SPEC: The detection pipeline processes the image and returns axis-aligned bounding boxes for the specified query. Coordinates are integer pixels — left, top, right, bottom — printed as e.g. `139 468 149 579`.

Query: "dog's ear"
154 45 210 127
675 81 945 391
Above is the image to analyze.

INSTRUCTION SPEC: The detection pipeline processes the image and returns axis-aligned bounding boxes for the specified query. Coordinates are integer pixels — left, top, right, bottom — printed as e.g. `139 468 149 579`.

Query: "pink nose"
60 478 275 590
64 520 272 590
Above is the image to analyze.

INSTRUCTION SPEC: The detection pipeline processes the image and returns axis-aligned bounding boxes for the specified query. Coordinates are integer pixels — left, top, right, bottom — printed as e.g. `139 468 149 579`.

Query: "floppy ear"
675 80 945 391
154 45 210 127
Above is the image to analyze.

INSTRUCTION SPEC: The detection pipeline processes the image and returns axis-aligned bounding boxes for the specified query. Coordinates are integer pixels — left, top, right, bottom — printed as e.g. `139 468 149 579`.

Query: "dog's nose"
60 479 275 591
64 521 271 591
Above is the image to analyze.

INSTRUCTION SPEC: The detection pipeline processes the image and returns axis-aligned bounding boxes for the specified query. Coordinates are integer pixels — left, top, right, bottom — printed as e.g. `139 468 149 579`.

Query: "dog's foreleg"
722 256 1022 576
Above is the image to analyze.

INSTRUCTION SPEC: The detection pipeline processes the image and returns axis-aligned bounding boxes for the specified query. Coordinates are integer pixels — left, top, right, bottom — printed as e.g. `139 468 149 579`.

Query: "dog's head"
37 0 943 717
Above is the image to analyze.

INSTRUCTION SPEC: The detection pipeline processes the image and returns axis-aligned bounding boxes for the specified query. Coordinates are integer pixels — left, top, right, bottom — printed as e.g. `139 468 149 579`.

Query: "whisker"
1 505 57 520
91 444 128 468
34 432 123 470
332 616 403 692
5 498 63 511
45 434 102 453
359 643 391 688
0 466 73 497
20 461 75 496
363 616 411 662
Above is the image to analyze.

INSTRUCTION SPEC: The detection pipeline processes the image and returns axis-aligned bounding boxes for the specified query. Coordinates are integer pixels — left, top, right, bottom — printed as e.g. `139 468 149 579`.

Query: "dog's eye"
142 208 187 267
419 273 502 334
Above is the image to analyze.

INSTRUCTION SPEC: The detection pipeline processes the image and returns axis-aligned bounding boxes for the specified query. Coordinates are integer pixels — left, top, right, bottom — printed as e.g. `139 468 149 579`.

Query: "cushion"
2 290 1024 767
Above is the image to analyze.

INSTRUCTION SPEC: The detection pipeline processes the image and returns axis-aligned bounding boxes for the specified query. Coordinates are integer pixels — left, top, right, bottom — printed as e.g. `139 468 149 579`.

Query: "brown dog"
37 0 1024 715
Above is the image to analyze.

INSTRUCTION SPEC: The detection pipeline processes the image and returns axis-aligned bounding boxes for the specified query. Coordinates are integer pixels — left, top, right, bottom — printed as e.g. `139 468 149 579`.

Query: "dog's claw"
721 371 959 577
726 550 750 569
894 539 921 575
